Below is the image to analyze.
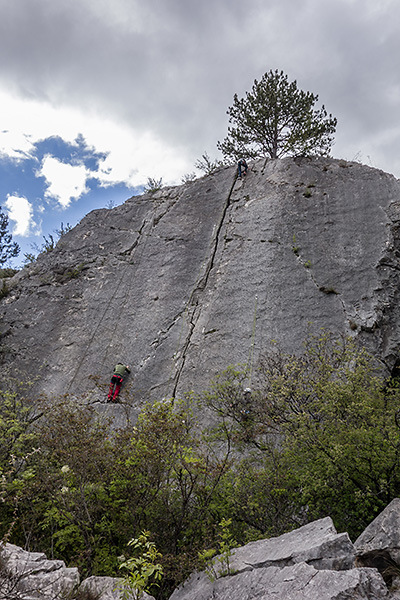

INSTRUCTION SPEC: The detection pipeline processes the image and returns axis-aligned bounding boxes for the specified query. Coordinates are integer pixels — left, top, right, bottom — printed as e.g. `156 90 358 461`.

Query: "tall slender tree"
217 70 337 161
0 207 19 266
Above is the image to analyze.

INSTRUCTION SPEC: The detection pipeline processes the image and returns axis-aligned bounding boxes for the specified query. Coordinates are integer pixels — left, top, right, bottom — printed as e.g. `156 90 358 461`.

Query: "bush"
201 332 400 539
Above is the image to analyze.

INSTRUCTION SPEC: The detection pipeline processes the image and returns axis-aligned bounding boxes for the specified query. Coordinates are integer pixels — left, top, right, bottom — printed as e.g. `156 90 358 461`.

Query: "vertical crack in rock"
170 175 238 398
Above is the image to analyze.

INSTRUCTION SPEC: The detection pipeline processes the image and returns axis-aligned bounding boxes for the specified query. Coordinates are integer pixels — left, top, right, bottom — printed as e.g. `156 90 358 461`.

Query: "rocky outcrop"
169 563 388 600
1 158 400 415
355 498 400 595
223 516 354 572
0 542 79 599
0 543 155 600
4 502 400 600
168 511 397 600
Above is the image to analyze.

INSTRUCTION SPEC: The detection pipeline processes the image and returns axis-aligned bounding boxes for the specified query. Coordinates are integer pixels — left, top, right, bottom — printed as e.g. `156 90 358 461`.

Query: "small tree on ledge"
217 69 337 162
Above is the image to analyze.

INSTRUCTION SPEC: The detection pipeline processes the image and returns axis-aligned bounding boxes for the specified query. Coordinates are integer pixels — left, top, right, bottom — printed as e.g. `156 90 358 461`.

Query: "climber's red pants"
108 375 123 401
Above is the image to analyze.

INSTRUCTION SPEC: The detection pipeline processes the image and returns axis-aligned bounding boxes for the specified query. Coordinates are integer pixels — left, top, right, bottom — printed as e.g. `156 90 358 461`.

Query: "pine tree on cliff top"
218 69 337 161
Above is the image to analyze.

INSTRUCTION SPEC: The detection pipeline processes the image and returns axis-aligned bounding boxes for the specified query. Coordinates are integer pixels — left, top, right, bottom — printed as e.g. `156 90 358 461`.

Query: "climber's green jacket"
113 363 131 378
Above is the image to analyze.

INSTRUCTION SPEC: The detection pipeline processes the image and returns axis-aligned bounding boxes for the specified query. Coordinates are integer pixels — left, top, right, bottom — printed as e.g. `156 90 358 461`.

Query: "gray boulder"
355 498 400 563
355 498 400 595
169 562 388 600
0 545 156 600
228 516 354 573
169 517 386 600
0 542 79 599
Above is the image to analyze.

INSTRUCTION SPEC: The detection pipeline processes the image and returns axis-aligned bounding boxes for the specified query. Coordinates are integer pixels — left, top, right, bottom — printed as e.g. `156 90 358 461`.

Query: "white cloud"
5 195 35 237
0 130 35 161
39 155 89 209
0 89 192 192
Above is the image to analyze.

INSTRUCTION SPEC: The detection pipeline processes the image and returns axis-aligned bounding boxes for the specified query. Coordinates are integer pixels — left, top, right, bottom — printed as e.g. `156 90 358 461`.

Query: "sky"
1 0 400 267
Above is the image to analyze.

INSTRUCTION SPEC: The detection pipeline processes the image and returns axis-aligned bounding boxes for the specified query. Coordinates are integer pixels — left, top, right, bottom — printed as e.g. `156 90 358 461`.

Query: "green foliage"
55 222 72 238
1 395 235 596
62 263 87 282
29 222 72 261
118 531 163 600
0 390 40 543
217 69 337 161
23 252 37 265
198 518 237 581
292 234 300 256
0 207 20 266
0 268 18 279
202 332 400 540
4 337 400 596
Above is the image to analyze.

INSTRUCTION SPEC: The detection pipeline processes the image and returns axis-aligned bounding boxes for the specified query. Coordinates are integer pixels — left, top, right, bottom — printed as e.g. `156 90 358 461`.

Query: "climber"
241 388 252 419
237 158 248 178
107 363 131 402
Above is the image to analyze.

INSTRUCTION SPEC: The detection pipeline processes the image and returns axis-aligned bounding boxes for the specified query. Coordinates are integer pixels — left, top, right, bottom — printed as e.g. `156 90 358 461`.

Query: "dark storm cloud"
0 0 400 174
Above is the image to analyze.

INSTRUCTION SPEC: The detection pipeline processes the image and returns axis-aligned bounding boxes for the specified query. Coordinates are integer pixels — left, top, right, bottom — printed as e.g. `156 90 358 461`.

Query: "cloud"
0 130 35 162
0 89 191 189
38 155 90 209
1 0 400 185
5 195 35 237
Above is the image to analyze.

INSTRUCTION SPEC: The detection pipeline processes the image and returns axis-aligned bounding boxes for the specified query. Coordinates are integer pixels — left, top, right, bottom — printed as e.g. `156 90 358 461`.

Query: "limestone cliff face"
1 157 400 412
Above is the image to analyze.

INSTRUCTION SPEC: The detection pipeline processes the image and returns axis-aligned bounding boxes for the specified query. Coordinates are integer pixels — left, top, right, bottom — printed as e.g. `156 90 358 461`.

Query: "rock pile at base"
0 544 154 600
3 499 400 599
169 500 400 600
0 543 79 599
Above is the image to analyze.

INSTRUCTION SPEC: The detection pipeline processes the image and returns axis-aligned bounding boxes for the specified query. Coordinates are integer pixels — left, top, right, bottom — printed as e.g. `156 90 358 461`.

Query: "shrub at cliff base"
202 332 400 540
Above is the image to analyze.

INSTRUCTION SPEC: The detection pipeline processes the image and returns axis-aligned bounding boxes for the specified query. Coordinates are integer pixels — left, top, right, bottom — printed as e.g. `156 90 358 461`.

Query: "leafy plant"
198 518 237 581
0 279 9 299
201 332 400 539
118 531 163 600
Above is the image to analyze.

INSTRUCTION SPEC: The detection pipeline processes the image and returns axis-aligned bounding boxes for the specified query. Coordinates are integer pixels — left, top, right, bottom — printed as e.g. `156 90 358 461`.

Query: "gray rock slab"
0 542 80 599
228 516 355 572
169 562 388 600
2 158 400 419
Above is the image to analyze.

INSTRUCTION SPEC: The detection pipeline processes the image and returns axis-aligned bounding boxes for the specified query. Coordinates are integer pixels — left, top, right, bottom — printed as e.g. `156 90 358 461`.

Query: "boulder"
169 517 379 600
355 498 400 563
355 498 400 594
169 562 388 600
227 516 355 573
0 542 79 599
0 544 156 600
